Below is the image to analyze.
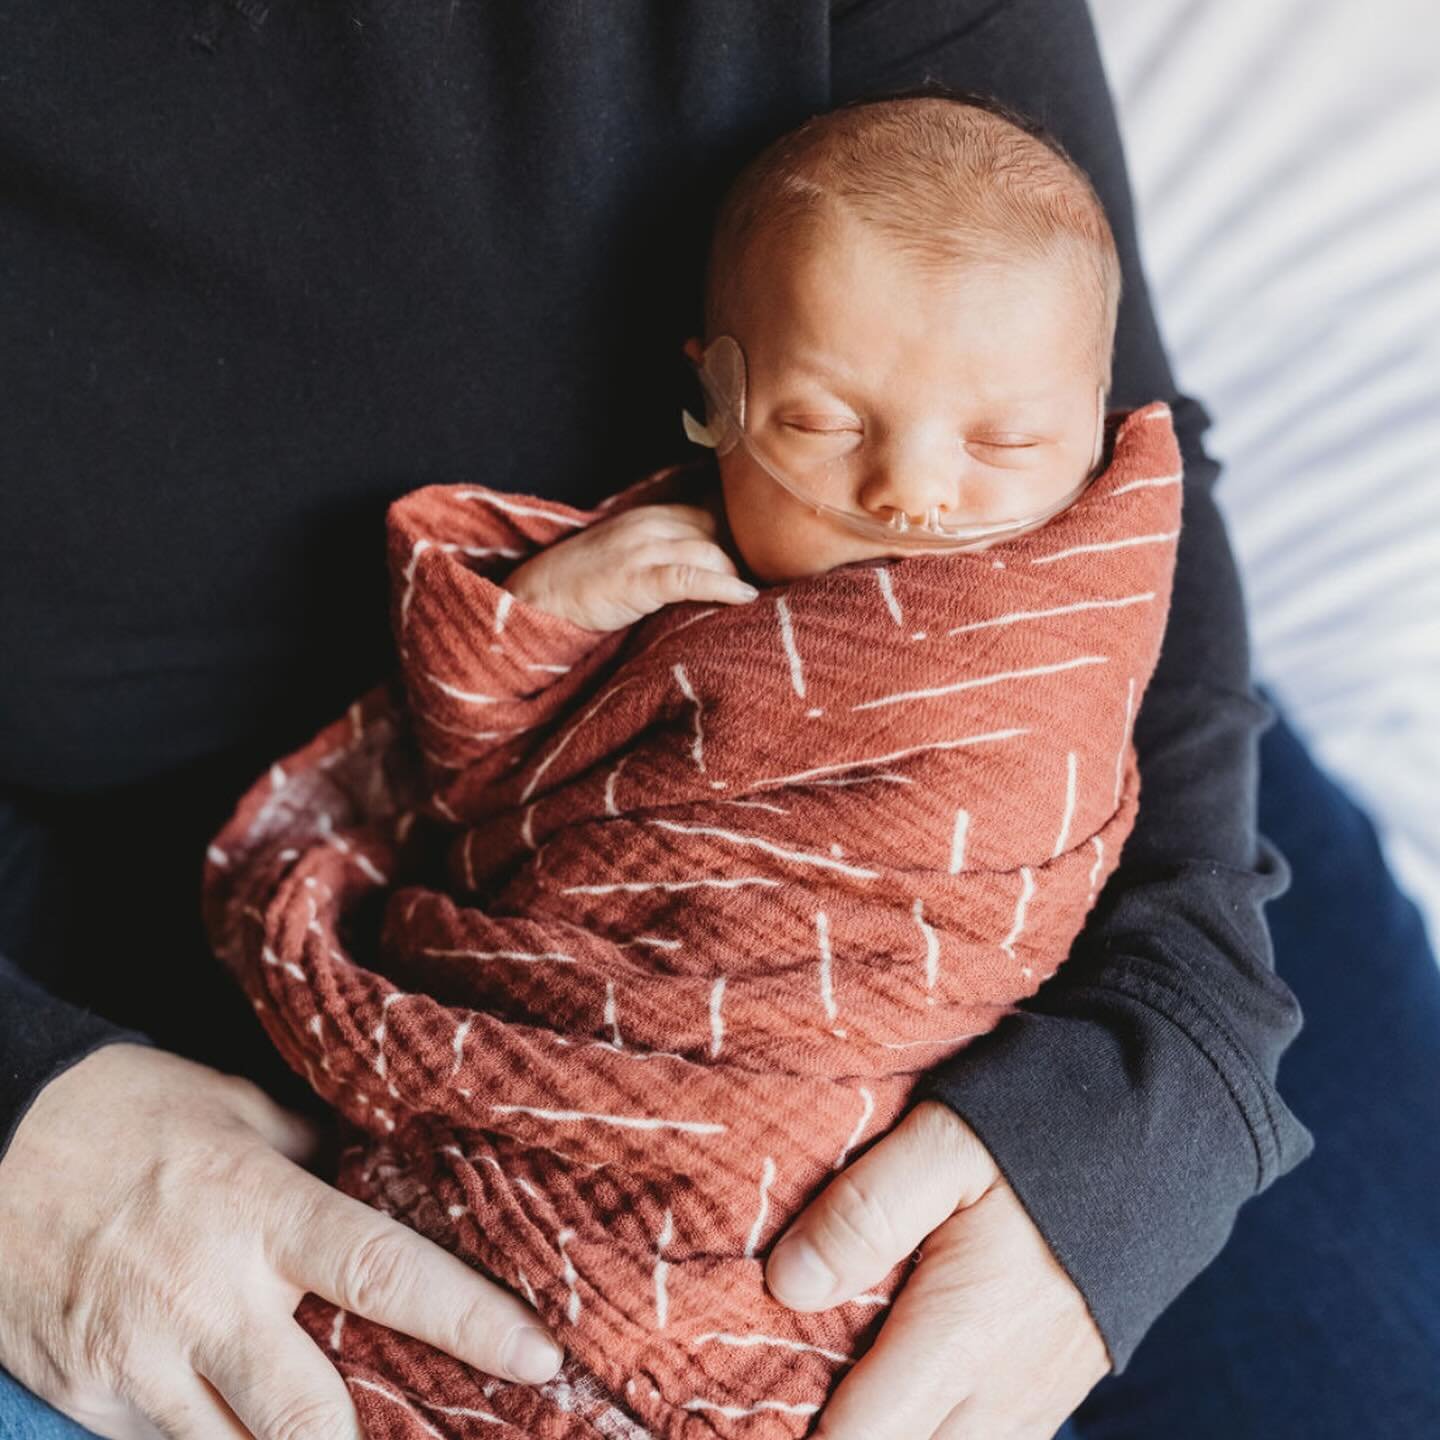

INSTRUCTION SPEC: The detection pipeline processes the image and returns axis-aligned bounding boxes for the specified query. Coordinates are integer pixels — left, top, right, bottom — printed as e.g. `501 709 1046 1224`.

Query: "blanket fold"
202 403 1183 1439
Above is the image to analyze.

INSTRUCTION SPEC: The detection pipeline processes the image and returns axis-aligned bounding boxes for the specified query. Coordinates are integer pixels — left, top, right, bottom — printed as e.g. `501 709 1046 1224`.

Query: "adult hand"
765 1100 1108 1439
0 1043 563 1440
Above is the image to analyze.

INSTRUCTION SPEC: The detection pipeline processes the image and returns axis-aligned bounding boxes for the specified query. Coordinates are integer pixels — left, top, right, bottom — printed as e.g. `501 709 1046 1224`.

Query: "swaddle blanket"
202 402 1183 1439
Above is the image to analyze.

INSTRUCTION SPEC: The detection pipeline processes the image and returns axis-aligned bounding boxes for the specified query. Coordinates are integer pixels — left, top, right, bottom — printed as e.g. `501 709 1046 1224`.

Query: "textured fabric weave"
202 403 1181 1438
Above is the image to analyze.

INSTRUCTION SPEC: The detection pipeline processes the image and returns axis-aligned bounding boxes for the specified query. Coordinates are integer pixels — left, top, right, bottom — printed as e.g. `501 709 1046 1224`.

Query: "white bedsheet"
1090 0 1440 945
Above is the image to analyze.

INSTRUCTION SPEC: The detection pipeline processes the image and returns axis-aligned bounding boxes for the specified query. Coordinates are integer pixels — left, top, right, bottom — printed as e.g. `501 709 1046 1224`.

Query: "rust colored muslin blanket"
201 402 1183 1439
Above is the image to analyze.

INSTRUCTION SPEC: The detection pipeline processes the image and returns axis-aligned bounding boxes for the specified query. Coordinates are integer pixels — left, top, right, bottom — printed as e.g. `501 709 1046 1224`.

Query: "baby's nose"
857 448 997 527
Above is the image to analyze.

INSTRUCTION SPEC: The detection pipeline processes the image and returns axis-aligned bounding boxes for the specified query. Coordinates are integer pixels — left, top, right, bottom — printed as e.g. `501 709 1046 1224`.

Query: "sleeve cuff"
914 942 1314 1371
0 961 154 1167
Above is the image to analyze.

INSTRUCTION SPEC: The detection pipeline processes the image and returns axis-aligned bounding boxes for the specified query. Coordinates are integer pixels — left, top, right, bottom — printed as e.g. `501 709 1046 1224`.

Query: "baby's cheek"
735 510 828 583
722 465 862 582
718 466 778 576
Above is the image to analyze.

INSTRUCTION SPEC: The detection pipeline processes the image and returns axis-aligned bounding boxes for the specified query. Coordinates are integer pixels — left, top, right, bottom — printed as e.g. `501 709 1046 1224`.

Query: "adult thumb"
764 1100 998 1312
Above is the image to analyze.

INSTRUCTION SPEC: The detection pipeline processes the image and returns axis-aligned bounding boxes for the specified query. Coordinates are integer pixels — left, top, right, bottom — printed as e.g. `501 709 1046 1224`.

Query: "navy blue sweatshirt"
0 0 1312 1370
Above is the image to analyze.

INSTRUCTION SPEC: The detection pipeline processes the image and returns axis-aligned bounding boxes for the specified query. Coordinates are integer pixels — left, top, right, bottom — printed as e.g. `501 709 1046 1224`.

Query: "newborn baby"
203 95 1182 1440
509 97 1114 617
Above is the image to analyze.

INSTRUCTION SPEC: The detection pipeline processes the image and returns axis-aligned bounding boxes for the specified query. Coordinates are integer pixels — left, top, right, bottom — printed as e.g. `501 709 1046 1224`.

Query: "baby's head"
684 93 1123 583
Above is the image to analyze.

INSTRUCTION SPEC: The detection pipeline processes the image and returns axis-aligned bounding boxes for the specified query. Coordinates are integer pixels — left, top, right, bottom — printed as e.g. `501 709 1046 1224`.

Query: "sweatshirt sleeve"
0 793 154 1167
830 0 1314 1369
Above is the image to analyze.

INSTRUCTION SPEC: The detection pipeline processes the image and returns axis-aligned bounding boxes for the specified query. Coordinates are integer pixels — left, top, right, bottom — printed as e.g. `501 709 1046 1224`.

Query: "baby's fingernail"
766 1235 836 1307
736 583 759 600
502 1324 564 1384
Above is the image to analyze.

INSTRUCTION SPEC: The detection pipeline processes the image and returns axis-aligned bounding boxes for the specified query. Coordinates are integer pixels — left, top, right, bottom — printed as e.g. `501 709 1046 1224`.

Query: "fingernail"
766 1235 836 1308
736 582 759 599
501 1324 564 1384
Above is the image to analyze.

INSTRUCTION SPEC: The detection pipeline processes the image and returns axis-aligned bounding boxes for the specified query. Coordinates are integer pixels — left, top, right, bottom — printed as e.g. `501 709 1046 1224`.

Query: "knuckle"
35 1372 99 1425
261 1393 356 1440
624 508 667 535
911 1099 987 1173
210 1070 283 1134
815 1172 898 1266
340 1229 414 1318
216 1068 267 1108
191 1130 263 1193
63 1277 134 1398
934 1328 986 1396
142 1392 198 1438
74 1316 127 1394
672 542 719 575
171 1134 275 1236
441 1291 504 1363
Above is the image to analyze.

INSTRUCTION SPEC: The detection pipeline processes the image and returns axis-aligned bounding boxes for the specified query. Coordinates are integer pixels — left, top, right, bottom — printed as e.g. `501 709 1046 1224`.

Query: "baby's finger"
649 538 741 580
646 563 759 609
631 503 720 540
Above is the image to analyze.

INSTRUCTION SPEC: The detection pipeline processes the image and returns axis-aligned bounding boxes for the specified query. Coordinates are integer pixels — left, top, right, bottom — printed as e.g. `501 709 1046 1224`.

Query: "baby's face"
696 213 1106 583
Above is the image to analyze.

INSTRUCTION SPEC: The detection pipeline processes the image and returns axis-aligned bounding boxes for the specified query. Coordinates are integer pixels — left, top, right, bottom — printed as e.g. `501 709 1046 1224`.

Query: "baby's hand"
503 503 758 632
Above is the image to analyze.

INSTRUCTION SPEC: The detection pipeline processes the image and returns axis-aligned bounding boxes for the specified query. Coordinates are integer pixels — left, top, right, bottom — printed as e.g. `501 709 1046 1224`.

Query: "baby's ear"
681 335 705 366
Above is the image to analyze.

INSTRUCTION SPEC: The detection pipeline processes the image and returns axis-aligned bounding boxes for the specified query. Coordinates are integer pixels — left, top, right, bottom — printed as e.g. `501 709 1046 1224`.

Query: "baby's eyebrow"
779 351 861 384
782 356 1058 398
774 360 1068 421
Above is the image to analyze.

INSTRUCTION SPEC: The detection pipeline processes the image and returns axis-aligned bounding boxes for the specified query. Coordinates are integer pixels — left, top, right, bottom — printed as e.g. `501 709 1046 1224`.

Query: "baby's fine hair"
703 89 1124 393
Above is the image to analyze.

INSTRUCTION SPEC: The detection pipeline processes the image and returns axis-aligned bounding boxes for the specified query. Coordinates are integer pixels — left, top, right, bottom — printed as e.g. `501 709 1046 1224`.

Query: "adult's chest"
0 1 830 789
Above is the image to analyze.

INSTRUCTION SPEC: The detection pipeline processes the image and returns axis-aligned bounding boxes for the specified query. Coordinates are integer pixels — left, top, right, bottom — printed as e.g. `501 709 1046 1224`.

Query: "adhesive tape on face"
680 336 747 454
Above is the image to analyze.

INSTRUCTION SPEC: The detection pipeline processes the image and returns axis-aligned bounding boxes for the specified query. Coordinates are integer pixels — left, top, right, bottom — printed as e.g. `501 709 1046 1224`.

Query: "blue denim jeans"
0 1367 96 1440
4 698 1438 1438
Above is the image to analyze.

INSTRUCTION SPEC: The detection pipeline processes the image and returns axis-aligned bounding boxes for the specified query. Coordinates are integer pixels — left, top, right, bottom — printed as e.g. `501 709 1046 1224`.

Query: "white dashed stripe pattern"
201 403 1184 1436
